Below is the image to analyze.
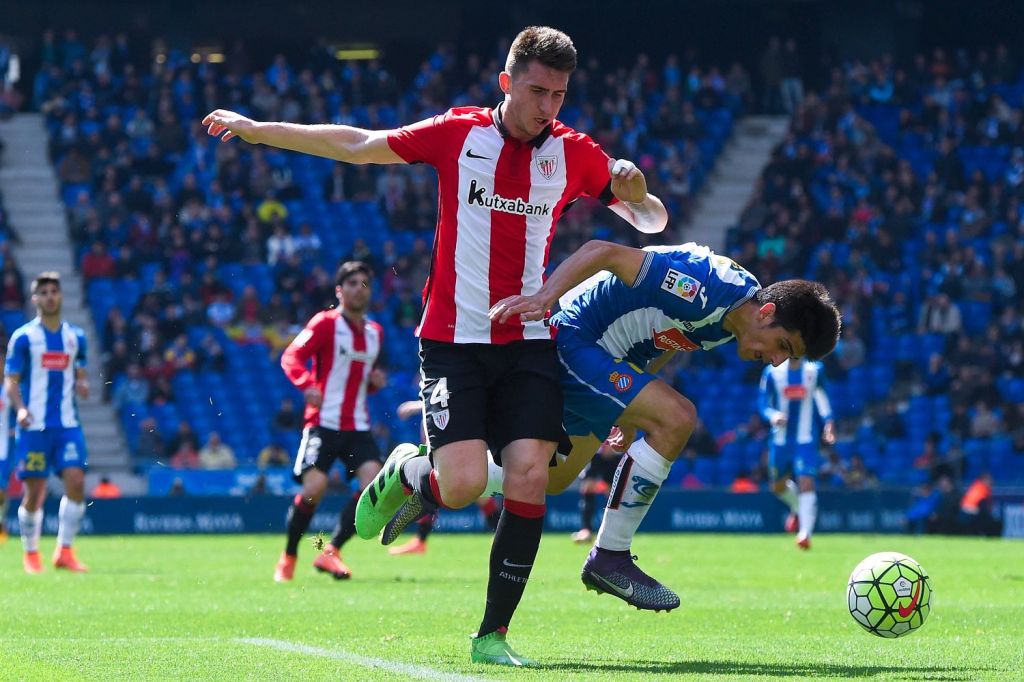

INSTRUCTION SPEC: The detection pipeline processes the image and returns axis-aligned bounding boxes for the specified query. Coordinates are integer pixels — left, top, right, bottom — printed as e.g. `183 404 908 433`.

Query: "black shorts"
419 338 564 460
292 426 382 483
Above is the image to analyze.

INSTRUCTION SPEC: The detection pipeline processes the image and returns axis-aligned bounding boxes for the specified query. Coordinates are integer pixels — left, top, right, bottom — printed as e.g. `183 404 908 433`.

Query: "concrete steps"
684 115 790 252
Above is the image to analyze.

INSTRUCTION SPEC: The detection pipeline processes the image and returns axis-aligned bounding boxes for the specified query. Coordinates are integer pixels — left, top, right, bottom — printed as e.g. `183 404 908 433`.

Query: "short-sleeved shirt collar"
493 101 552 149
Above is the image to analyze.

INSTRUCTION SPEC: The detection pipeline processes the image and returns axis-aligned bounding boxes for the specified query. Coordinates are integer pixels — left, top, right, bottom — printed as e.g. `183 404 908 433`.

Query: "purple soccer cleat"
580 547 680 612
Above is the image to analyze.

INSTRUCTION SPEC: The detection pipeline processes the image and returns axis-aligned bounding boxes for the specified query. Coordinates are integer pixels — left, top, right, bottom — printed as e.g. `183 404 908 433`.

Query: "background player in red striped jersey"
273 261 387 582
205 26 667 666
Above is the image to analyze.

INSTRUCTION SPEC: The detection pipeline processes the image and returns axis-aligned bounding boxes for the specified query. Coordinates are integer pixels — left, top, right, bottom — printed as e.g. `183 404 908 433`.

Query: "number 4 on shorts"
429 377 451 430
429 377 450 408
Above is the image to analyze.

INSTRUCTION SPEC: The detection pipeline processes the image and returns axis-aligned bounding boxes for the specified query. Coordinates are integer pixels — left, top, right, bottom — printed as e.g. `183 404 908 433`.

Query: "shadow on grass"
538 659 991 679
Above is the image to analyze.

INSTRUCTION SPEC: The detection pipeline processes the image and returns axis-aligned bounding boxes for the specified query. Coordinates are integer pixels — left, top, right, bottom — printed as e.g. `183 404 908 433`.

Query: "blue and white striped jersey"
553 243 761 368
759 360 832 446
4 318 87 430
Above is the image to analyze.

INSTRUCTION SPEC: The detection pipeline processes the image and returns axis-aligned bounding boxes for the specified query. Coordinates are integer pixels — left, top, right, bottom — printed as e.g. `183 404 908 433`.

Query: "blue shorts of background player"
15 428 89 479
769 442 820 480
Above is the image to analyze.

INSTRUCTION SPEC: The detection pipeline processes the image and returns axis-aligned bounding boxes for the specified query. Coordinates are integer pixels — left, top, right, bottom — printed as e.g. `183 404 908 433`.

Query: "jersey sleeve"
386 110 458 166
75 328 88 368
4 331 28 377
758 367 782 423
573 134 617 206
280 312 331 391
812 365 833 421
367 322 385 395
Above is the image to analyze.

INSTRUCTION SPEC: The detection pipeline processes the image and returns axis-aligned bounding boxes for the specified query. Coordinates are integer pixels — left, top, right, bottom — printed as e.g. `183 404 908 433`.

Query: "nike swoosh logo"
589 572 634 598
898 579 922 618
466 149 491 160
502 558 533 569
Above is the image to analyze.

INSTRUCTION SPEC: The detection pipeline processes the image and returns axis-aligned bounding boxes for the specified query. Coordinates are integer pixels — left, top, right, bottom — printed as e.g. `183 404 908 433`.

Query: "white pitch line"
236 637 490 682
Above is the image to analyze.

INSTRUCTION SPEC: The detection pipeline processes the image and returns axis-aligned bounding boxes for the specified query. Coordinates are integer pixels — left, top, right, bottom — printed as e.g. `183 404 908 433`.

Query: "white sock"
18 505 43 553
57 496 85 548
797 491 817 540
777 479 799 513
480 452 504 499
595 438 673 552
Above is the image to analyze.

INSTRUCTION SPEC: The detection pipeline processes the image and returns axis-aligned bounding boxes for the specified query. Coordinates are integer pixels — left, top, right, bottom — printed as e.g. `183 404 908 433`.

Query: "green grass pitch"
1 532 1022 680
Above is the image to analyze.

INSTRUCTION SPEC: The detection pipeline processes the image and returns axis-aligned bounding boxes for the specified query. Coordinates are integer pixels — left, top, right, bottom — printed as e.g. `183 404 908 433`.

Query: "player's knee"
650 394 697 439
505 461 548 498
438 469 486 508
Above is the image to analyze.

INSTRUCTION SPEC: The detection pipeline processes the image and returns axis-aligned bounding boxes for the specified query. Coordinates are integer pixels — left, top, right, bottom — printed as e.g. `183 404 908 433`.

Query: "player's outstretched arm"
202 109 404 165
489 240 646 323
606 159 667 234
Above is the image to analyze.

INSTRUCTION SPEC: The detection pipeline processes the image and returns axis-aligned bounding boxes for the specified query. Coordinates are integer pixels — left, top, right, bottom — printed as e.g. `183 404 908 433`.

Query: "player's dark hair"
757 280 841 361
335 261 373 287
31 271 61 294
506 26 577 76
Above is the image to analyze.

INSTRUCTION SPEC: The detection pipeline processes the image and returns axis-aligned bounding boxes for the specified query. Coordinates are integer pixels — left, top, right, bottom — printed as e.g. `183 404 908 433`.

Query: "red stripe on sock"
503 499 546 519
608 457 633 510
428 470 449 509
293 494 316 515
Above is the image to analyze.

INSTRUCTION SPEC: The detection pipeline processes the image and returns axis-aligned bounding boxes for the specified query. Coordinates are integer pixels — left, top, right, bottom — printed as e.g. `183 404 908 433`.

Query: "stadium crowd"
2 30 1020 516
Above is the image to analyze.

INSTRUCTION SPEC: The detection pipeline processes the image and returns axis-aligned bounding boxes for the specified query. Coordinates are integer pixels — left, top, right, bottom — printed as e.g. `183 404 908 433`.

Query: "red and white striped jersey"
280 309 383 431
387 103 617 345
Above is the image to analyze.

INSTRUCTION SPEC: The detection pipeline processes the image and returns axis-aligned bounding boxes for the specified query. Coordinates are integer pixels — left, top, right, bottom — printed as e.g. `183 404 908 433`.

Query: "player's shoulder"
365 319 384 334
440 106 494 127
551 119 601 148
9 318 38 340
64 320 87 336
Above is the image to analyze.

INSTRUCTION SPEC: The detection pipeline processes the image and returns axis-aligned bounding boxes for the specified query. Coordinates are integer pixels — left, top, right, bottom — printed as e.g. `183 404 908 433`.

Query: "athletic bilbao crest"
432 409 450 431
536 155 558 180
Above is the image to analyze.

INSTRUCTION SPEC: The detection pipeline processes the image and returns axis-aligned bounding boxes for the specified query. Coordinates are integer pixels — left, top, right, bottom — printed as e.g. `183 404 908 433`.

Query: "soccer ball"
847 552 932 638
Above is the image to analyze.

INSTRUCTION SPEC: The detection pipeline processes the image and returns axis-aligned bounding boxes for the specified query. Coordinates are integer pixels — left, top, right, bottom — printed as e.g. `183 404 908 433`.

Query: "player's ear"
498 71 512 94
758 302 776 322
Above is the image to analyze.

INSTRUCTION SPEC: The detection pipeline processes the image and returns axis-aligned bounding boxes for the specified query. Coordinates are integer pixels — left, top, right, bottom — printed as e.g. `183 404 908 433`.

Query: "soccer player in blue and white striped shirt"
759 358 834 550
4 272 91 573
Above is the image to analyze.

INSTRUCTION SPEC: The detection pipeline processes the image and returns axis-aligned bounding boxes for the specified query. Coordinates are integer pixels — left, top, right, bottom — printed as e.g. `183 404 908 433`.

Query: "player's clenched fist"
203 109 260 143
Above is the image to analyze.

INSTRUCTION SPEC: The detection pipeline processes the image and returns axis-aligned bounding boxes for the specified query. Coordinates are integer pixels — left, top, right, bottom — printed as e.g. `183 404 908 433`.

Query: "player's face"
736 319 805 367
337 274 372 313
32 283 62 317
500 60 570 140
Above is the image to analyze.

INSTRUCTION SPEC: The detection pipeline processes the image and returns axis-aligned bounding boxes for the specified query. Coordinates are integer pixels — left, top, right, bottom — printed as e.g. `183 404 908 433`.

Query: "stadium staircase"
687 115 789 251
0 113 139 491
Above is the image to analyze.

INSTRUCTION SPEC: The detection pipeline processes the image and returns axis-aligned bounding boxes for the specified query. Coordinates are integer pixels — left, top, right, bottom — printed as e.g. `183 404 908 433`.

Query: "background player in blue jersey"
0 373 10 545
484 239 841 610
4 272 91 573
759 358 834 550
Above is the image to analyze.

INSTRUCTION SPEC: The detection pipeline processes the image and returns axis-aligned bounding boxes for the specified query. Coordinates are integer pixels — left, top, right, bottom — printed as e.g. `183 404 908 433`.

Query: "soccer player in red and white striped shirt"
273 261 387 583
204 26 666 666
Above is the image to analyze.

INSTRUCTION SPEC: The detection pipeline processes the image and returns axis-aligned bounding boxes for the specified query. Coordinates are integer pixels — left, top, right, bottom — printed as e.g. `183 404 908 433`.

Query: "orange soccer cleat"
23 550 43 574
313 545 352 579
273 553 296 582
388 537 427 555
53 546 88 572
796 537 811 551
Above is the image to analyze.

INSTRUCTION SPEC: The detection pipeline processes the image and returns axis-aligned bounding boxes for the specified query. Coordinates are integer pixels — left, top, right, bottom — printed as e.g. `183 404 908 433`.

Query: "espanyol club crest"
432 409 450 431
608 371 633 393
536 156 558 180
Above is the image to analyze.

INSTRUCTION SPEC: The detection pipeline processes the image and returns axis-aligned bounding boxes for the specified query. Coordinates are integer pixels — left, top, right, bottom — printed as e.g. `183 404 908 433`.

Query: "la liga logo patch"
661 269 702 303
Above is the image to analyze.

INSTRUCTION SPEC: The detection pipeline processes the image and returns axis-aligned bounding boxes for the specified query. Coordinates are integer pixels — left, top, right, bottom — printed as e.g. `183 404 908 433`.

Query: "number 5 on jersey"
429 377 451 431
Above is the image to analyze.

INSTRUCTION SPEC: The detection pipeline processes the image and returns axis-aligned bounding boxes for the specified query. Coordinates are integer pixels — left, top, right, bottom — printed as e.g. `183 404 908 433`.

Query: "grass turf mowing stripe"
237 637 490 681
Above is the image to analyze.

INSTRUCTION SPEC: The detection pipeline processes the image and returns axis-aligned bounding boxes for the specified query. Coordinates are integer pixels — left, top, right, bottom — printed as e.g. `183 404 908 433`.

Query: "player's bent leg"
547 433 603 494
354 442 426 540
585 380 693 611
316 460 384 578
